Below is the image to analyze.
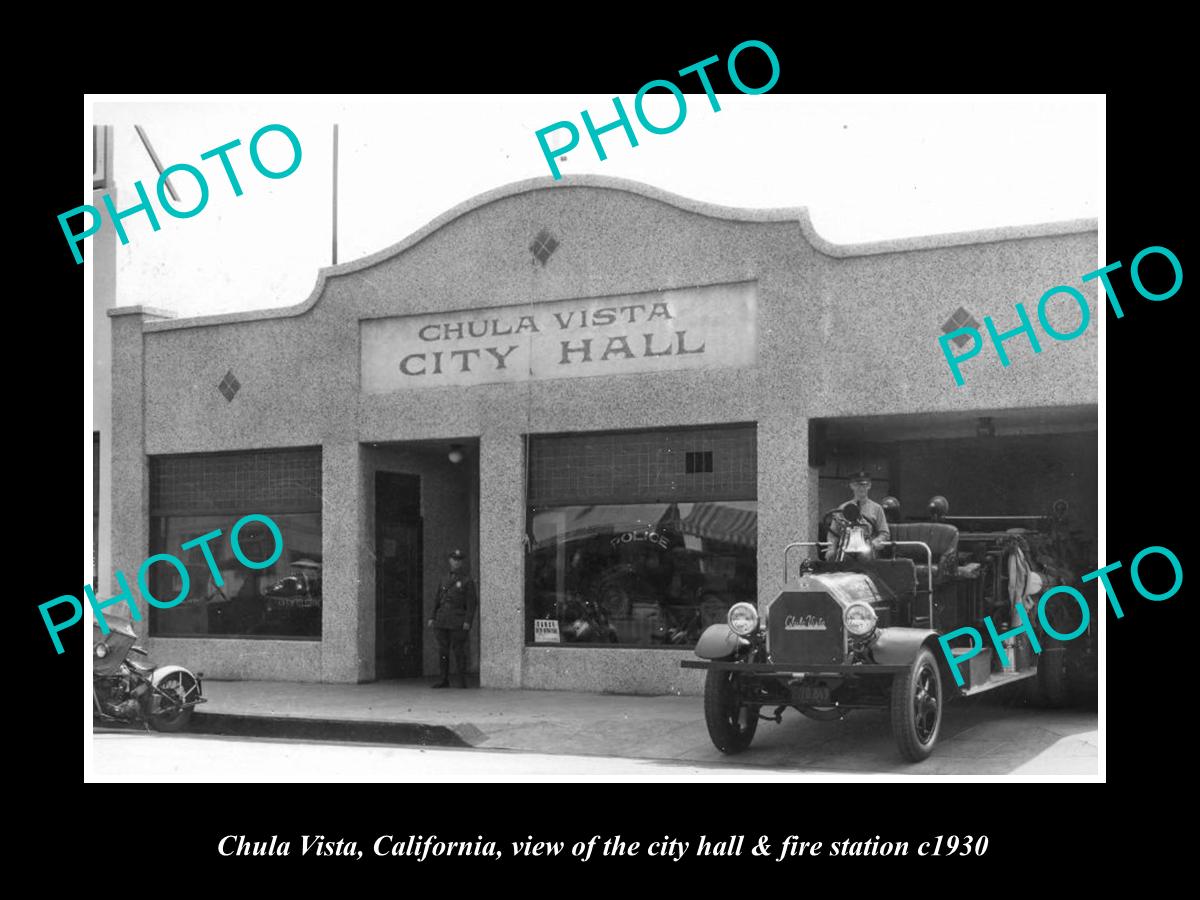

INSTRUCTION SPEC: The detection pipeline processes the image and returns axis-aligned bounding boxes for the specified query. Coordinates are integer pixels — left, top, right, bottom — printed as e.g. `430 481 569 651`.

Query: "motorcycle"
93 615 206 732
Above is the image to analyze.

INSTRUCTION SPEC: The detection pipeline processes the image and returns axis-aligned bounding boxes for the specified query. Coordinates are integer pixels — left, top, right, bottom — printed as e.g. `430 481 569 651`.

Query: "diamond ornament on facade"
941 307 982 348
529 228 559 265
218 369 241 401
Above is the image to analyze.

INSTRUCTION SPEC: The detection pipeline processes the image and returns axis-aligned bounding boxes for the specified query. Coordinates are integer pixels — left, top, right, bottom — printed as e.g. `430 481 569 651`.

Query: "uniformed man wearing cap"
427 549 477 688
829 471 891 549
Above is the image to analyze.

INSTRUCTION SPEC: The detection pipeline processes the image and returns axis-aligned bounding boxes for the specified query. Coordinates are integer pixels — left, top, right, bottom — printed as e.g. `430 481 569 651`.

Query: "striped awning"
679 503 758 548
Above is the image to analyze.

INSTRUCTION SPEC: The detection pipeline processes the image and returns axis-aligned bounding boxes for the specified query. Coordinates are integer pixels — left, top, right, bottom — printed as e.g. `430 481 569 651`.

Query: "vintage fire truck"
681 496 1095 762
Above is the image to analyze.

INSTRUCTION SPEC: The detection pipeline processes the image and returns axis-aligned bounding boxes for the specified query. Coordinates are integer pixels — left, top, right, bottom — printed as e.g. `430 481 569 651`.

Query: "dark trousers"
434 628 469 680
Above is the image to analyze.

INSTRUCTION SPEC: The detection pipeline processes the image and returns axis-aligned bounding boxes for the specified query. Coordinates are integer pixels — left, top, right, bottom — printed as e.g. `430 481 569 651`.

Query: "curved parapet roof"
125 174 1097 333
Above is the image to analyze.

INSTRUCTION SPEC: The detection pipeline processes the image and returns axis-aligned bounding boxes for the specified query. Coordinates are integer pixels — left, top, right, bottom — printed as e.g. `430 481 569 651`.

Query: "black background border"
19 26 1186 883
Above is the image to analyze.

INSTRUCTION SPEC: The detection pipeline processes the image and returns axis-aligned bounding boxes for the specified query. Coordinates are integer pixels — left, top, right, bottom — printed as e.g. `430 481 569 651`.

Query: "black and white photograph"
74 89 1112 789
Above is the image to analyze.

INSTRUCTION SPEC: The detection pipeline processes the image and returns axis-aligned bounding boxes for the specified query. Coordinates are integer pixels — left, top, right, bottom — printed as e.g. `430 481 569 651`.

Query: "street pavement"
90 733 814 781
121 678 1099 778
89 730 1096 781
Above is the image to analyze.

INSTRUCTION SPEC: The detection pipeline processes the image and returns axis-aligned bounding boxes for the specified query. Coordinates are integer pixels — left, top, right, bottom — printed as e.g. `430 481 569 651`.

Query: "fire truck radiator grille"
767 591 843 665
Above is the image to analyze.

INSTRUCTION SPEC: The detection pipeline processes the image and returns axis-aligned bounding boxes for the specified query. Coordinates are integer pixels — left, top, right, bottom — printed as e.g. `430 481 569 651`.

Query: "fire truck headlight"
728 602 759 636
95 642 109 658
844 602 878 637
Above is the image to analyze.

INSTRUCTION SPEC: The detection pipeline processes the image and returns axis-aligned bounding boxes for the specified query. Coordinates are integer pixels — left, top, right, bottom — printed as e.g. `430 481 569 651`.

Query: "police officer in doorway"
427 549 477 688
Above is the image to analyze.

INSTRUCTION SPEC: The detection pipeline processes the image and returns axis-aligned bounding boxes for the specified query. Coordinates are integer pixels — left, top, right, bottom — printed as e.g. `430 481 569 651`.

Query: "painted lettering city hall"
360 282 757 391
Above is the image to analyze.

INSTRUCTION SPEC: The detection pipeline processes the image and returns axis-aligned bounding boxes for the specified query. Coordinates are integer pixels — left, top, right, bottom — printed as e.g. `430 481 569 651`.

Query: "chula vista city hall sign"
360 282 757 392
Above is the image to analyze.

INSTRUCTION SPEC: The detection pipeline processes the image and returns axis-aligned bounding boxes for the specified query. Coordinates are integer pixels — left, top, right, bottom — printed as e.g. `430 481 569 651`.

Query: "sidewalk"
193 678 1099 776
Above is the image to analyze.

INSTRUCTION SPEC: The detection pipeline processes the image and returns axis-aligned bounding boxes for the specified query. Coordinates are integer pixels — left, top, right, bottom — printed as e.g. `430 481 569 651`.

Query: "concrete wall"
110 175 1098 694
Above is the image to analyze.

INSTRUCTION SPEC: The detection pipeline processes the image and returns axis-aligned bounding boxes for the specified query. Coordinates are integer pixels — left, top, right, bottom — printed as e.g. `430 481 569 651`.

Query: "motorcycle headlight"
843 602 878 637
95 642 108 658
727 602 759 636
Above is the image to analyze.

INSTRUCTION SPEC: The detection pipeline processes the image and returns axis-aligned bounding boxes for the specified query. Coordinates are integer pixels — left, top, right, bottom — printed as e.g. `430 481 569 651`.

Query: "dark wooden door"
375 473 422 679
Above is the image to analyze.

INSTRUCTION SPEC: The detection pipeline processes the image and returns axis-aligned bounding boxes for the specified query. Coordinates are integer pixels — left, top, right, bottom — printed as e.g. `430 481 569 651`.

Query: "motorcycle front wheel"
149 671 199 733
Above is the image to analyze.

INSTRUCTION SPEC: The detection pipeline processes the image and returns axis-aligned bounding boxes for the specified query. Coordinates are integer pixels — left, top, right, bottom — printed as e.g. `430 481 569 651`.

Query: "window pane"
527 426 756 506
526 501 757 647
150 447 322 516
149 513 322 639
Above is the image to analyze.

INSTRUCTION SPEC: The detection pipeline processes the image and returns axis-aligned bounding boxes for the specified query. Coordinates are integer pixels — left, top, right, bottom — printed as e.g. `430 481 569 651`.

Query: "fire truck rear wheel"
1031 646 1071 708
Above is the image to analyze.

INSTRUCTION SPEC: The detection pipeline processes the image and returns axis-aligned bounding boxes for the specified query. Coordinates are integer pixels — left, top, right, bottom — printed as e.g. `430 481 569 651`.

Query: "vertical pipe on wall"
332 124 339 265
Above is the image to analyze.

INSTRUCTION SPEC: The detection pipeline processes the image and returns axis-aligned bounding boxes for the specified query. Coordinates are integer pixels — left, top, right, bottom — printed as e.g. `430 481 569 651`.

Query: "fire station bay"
105 175 1098 694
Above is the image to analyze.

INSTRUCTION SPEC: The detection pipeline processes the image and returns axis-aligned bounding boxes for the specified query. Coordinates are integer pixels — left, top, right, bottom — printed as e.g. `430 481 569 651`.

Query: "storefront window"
525 426 757 648
149 513 322 638
148 448 322 640
527 502 757 646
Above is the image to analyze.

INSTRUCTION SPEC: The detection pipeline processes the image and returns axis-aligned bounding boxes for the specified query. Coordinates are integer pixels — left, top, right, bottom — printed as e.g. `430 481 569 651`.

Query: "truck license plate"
797 684 830 704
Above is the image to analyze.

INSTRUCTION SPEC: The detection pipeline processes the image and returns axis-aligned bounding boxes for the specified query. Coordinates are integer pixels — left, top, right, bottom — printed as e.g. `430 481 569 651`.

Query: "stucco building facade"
104 175 1098 694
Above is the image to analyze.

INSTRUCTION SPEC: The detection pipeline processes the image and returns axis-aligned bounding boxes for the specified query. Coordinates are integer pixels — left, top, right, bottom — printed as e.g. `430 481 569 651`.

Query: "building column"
322 440 366 682
478 431 524 688
758 416 820 611
107 307 173 642
93 182 117 605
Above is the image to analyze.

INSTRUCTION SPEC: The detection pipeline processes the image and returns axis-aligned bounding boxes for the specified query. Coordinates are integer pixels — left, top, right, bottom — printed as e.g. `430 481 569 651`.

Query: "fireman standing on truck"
829 471 891 550
427 549 477 688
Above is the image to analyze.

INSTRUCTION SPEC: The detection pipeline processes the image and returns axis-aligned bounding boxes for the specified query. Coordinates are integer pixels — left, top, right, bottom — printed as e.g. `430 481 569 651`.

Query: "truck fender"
871 627 941 666
872 628 957 685
695 624 745 660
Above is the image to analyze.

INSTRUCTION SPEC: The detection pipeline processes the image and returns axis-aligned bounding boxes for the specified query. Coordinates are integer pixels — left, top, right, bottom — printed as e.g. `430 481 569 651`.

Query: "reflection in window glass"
149 513 323 639
526 501 757 647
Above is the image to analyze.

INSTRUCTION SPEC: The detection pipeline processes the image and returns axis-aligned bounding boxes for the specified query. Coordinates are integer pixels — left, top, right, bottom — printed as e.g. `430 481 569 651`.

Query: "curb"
188 712 481 748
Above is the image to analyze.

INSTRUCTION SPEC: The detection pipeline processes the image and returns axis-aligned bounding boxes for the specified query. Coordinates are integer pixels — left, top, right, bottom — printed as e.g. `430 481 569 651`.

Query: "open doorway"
810 405 1097 561
808 404 1099 702
375 473 423 678
366 439 480 681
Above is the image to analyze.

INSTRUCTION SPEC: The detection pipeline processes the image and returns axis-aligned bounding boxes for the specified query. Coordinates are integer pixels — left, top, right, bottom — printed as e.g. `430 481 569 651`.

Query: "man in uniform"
427 549 477 688
828 471 891 551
